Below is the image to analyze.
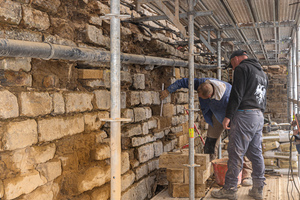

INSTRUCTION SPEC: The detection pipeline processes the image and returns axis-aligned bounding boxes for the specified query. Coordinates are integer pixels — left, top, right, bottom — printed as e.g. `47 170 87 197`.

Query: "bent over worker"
212 50 268 200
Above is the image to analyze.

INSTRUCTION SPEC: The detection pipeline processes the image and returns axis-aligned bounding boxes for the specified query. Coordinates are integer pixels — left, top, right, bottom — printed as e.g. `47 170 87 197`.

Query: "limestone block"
3 170 46 200
31 0 61 13
0 180 3 198
91 144 110 161
140 91 152 105
163 139 177 152
133 107 147 122
77 163 111 193
52 92 65 114
148 159 159 172
78 69 103 79
0 57 31 71
174 68 180 79
94 90 111 110
89 15 103 26
18 182 54 200
0 0 22 25
137 143 154 163
148 118 157 129
121 71 132 85
121 151 130 174
91 183 110 200
36 159 62 182
133 74 145 89
29 143 56 164
154 116 171 129
159 152 209 170
173 92 188 104
145 175 156 198
84 111 109 131
22 5 50 30
64 92 93 113
122 124 142 137
20 92 52 117
153 141 163 157
126 91 140 106
121 109 134 122
0 71 32 86
171 116 180 126
151 91 161 105
132 135 154 147
166 168 184 183
134 163 148 181
121 170 135 192
168 183 205 198
145 107 152 119
171 125 183 133
178 133 189 148
121 179 147 200
103 69 110 88
184 162 213 184
121 92 126 109
86 25 110 47
141 122 149 135
153 131 164 140
2 119 37 151
0 90 19 119
38 115 84 142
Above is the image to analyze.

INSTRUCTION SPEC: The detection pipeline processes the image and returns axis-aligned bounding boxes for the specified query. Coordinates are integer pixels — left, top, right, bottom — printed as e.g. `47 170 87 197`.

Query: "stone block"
0 0 22 25
91 183 110 200
38 115 84 142
121 151 130 174
153 141 163 157
121 179 147 200
126 91 140 106
29 143 56 164
184 162 212 184
133 107 147 122
133 74 145 89
137 143 154 163
20 92 52 117
174 68 180 79
154 130 164 140
78 69 103 79
148 118 158 129
94 90 111 110
91 144 110 161
168 183 205 198
64 92 93 113
52 92 65 114
0 90 19 119
32 0 61 13
121 92 126 109
166 168 184 183
121 170 135 192
132 135 154 147
3 170 46 200
151 91 161 105
86 25 110 47
22 5 50 31
134 163 148 181
154 116 171 129
141 122 149 135
77 163 111 193
122 124 142 137
17 183 54 200
121 109 134 122
36 159 62 182
2 119 37 151
159 152 209 170
0 57 31 71
148 159 159 172
0 180 3 198
172 93 188 104
0 70 32 86
140 91 152 105
84 111 109 131
121 71 132 85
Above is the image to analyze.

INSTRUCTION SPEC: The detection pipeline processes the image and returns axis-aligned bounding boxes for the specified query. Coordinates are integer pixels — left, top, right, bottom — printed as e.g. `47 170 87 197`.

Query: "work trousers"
224 110 266 190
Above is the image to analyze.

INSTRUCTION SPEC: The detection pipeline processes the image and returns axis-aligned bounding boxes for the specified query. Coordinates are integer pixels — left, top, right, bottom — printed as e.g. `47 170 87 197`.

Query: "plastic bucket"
211 158 242 186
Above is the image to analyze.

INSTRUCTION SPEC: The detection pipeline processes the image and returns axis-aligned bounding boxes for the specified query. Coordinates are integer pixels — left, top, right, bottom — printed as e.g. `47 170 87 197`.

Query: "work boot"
242 177 253 186
211 188 237 200
248 186 263 200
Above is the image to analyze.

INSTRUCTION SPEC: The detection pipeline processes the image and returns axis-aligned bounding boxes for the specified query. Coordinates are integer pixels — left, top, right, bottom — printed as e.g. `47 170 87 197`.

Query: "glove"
160 89 169 100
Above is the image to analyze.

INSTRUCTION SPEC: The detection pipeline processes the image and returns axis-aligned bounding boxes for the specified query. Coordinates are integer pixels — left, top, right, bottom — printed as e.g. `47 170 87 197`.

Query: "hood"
240 58 262 70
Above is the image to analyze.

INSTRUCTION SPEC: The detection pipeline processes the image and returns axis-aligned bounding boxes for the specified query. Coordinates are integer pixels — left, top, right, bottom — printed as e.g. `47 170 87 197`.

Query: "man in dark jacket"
211 50 268 200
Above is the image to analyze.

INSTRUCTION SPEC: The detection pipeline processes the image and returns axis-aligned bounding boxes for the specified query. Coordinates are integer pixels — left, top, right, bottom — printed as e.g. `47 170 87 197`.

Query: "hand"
160 90 169 100
222 117 231 130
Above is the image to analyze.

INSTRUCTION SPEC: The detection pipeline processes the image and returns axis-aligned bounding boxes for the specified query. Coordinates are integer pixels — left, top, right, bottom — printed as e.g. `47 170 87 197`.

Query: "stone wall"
0 0 226 200
265 65 288 123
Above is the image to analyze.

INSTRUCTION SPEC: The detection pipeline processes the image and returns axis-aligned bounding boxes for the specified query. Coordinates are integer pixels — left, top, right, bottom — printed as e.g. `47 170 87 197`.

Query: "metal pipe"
293 38 296 115
188 0 195 199
0 38 217 69
288 50 293 122
296 26 300 114
217 30 222 159
110 0 121 199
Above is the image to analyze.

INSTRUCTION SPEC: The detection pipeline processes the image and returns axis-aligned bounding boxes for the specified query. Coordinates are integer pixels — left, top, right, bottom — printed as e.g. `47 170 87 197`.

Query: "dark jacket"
167 78 232 126
225 58 268 120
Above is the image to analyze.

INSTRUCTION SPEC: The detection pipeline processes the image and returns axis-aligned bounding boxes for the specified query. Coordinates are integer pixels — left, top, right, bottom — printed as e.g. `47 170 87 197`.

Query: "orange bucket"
212 158 242 186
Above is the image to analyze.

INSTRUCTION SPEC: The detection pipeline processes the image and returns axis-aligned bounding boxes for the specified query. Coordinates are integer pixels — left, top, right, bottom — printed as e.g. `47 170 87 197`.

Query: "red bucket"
212 158 242 186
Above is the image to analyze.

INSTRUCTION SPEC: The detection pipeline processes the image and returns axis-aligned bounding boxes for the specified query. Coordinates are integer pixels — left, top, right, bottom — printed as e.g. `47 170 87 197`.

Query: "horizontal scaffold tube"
0 39 218 69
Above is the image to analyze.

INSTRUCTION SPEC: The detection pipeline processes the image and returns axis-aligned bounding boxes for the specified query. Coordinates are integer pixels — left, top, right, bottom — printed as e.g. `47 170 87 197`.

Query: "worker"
211 50 268 200
160 77 253 186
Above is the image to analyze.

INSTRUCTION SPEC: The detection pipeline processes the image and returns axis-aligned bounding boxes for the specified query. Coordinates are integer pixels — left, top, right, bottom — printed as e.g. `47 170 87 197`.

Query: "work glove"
160 89 169 100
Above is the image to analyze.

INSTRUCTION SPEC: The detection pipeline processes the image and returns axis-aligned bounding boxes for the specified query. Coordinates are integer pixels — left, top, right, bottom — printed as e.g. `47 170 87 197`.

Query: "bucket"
211 158 242 186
